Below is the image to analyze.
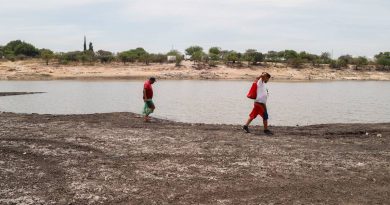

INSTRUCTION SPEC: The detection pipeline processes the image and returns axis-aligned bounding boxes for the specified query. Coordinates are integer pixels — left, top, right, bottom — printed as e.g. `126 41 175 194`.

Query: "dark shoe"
243 125 250 133
264 129 274 135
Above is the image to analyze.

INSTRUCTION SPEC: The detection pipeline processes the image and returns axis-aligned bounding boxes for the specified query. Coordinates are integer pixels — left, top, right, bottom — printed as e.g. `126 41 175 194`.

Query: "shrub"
185 46 203 56
3 40 39 58
40 49 54 65
375 52 390 70
96 50 114 64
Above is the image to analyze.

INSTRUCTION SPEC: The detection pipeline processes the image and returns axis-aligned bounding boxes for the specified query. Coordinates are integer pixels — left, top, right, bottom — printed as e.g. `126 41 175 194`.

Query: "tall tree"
185 46 203 56
83 36 87 51
320 52 332 64
88 42 94 52
209 47 221 55
191 50 204 65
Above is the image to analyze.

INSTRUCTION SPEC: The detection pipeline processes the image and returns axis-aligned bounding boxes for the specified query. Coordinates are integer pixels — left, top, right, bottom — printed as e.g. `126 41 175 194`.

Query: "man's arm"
256 72 268 82
256 72 267 81
143 88 147 101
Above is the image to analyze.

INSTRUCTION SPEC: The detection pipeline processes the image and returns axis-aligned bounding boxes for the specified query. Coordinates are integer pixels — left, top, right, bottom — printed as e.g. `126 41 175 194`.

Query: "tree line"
0 40 389 70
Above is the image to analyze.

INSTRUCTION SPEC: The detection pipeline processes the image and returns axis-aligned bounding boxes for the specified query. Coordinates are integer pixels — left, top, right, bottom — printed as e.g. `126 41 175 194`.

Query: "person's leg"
144 109 151 122
262 111 273 135
258 104 272 134
145 105 155 122
244 104 258 133
263 119 268 130
144 112 151 122
245 118 253 126
150 103 155 113
143 101 154 122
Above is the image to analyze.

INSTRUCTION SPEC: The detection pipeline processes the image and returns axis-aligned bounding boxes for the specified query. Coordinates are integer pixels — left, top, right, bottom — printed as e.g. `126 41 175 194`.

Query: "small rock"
23 152 27 155
377 134 382 137
356 162 365 167
365 132 369 136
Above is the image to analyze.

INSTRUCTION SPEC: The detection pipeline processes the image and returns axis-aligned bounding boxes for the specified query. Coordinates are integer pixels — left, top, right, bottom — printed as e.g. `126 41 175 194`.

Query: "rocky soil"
0 111 389 204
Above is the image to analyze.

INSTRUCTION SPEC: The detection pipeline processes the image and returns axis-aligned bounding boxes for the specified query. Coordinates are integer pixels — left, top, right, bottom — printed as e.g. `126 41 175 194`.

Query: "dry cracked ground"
0 112 389 204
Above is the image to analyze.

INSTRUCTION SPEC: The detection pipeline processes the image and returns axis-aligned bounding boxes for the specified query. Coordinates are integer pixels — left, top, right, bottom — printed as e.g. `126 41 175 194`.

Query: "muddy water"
0 80 389 126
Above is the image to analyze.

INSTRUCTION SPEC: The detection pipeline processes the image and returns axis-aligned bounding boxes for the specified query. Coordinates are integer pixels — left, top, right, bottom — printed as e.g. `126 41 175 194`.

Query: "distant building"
184 55 191 61
167 55 177 62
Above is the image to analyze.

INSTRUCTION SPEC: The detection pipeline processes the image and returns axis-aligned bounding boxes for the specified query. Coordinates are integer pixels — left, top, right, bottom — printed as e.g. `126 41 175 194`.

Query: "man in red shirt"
143 77 156 122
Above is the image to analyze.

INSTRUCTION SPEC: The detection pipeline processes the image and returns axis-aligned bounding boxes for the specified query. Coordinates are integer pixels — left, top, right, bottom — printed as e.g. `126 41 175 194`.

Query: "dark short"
145 100 154 108
145 100 155 109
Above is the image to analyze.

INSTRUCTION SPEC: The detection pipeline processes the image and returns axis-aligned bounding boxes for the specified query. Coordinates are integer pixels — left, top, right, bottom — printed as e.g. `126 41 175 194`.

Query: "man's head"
149 77 156 84
262 72 271 83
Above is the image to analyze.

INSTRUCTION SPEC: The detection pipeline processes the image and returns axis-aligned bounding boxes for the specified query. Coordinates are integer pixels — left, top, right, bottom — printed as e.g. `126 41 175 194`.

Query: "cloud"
0 0 388 56
118 0 314 36
0 24 104 52
0 0 112 11
121 0 312 22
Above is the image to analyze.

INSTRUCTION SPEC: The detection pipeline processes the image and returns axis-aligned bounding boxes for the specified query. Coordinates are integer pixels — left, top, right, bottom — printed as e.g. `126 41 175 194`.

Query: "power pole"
331 49 334 60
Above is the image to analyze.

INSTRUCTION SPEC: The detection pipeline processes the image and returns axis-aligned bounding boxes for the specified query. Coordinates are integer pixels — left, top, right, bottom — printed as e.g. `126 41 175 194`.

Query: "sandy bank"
1 60 390 81
0 111 389 204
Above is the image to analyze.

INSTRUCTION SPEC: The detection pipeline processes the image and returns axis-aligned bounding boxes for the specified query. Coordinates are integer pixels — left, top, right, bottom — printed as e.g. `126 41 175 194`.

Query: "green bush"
244 49 264 65
62 51 82 62
287 57 304 68
175 55 183 67
96 50 114 64
40 49 54 65
0 46 3 59
208 53 220 67
191 50 204 65
375 52 390 70
224 51 239 64
320 52 332 64
330 59 347 69
185 46 203 56
118 51 137 64
3 40 39 58
209 47 221 55
150 53 167 64
265 51 280 63
338 55 353 65
353 56 368 69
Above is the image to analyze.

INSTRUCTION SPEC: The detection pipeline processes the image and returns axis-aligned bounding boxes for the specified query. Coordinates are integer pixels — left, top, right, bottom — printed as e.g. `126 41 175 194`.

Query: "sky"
0 0 389 58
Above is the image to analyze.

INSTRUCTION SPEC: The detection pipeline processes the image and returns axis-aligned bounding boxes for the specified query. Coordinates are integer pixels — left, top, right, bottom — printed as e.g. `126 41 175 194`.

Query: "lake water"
0 80 389 126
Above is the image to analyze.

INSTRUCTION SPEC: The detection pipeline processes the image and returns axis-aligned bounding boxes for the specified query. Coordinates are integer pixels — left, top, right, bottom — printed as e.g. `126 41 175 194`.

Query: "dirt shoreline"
1 60 390 81
0 92 44 96
0 111 389 204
